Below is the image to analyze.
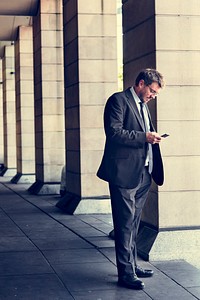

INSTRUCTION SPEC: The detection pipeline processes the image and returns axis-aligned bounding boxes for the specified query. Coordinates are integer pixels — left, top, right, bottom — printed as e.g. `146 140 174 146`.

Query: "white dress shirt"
130 87 151 167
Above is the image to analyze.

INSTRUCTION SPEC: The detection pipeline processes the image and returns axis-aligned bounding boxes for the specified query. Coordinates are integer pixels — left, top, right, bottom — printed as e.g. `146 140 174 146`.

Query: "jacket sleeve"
104 93 146 148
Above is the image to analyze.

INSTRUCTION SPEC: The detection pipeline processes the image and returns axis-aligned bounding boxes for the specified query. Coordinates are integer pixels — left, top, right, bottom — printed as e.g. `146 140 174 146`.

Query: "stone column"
29 0 65 194
11 26 35 184
123 0 200 261
58 0 118 213
0 59 3 170
0 45 17 177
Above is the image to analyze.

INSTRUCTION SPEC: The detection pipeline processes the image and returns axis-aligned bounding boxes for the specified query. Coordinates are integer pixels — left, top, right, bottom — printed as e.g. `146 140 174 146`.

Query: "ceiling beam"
0 0 39 16
0 0 39 58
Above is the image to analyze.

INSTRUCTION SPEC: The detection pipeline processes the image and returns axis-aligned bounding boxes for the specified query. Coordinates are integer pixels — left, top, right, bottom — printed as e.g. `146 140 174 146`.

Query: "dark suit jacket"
97 88 164 188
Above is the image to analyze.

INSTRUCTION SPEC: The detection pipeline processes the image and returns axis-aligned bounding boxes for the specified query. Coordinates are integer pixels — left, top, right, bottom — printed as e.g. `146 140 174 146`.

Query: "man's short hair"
135 68 165 88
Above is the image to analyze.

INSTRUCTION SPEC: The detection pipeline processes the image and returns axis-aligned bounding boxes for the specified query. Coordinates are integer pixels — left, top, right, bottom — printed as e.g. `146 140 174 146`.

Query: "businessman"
97 69 165 290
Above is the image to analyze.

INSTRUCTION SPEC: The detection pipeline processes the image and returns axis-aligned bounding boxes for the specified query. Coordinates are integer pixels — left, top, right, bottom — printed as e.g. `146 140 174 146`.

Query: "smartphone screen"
161 134 169 138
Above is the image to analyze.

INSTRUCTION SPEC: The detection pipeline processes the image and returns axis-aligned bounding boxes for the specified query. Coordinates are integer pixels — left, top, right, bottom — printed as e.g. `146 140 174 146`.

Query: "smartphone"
161 134 169 138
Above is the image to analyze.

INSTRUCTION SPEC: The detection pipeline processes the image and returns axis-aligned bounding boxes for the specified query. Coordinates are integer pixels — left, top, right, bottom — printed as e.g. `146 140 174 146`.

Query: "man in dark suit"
97 69 165 290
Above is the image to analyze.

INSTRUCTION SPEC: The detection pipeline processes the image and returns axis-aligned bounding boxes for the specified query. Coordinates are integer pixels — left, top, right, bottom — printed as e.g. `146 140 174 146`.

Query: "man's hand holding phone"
146 132 161 144
146 132 170 144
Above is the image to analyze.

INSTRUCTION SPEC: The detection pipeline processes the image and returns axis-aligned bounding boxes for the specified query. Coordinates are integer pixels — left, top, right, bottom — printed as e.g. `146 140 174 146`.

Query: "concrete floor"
0 177 200 300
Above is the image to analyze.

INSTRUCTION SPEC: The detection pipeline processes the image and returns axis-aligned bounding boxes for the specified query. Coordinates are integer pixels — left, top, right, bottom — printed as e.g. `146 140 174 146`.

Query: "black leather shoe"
135 266 154 278
118 274 145 290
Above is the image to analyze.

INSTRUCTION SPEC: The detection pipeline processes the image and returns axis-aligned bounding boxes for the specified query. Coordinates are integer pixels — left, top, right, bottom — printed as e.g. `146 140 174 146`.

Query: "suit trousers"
109 167 151 277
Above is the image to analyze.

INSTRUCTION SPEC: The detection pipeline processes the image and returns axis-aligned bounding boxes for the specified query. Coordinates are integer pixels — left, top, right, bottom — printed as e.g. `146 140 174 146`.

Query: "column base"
137 224 200 261
28 180 60 195
56 191 111 214
0 167 17 177
11 173 35 184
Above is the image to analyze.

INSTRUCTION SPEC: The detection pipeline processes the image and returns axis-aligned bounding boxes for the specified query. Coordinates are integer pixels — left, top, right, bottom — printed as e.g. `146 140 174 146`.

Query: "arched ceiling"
0 0 39 58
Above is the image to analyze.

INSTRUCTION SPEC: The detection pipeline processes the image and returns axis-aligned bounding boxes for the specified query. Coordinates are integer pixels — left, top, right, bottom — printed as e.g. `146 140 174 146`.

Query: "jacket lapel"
125 88 145 131
145 104 155 132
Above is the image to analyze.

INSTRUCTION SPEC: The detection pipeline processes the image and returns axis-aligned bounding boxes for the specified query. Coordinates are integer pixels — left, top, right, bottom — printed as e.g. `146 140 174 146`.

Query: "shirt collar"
131 87 142 104
130 86 142 105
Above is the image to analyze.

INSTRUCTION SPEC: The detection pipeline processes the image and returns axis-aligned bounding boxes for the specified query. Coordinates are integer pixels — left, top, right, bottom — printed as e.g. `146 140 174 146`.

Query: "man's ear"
139 79 145 88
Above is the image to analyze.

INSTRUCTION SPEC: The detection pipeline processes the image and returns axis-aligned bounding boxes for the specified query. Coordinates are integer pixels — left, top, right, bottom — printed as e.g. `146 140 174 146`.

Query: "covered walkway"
0 177 200 300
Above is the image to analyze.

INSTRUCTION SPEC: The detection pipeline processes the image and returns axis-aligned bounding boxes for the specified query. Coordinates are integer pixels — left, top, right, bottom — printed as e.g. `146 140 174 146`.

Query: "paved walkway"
0 177 200 300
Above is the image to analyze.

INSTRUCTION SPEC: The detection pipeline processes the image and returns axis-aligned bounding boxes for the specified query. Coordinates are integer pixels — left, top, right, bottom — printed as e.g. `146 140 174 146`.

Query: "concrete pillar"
123 0 200 261
58 0 118 213
11 26 35 184
0 45 17 177
29 0 65 194
0 59 3 170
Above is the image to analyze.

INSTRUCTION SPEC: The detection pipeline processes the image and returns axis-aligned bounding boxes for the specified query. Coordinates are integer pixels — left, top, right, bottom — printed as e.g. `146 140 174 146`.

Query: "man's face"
137 80 161 103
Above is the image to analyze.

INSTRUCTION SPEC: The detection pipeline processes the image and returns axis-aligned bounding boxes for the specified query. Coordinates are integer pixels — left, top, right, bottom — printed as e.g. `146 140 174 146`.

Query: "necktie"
139 102 153 174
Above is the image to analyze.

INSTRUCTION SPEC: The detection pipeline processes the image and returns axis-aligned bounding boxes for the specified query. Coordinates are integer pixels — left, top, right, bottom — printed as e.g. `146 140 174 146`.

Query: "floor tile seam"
142 290 154 300
80 215 113 227
71 288 150 295
1 182 112 235
0 182 115 267
1 182 119 280
33 213 117 270
0 189 77 290
2 182 110 225
0 249 41 254
47 261 114 267
3 182 200 298
0 182 73 229
49 220 111 236
14 195 114 255
0 183 27 199
2 183 115 295
151 260 200 273
70 216 113 237
187 287 200 300
0 205 40 245
0 272 76 291
0 218 75 297
149 265 200 299
2 184 196 298
0 273 55 279
97 248 116 267
37 252 81 299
